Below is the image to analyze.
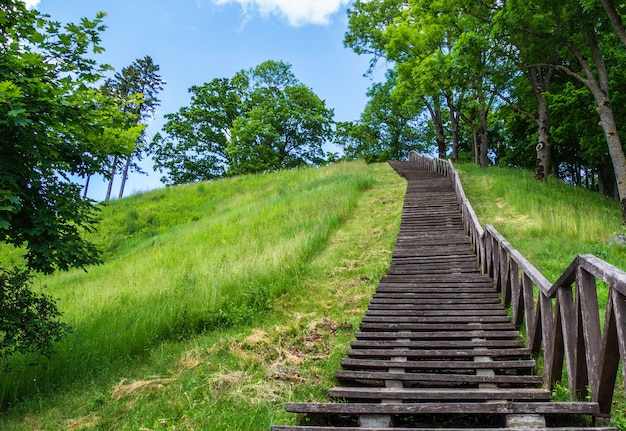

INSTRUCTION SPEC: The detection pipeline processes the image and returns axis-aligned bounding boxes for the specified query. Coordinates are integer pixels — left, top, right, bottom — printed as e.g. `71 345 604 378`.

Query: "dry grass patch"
111 377 176 399
176 349 205 372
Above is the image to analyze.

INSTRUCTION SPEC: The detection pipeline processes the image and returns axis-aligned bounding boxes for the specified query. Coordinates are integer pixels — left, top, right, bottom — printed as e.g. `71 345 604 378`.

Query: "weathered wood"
346 348 532 359
368 301 506 314
349 339 524 349
359 322 517 331
365 308 508 316
360 315 512 323
354 330 521 339
283 401 601 415
339 358 536 370
334 370 543 385
328 387 552 401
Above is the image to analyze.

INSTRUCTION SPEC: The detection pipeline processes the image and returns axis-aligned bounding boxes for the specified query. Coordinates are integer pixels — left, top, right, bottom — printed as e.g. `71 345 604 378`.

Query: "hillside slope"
0 161 407 430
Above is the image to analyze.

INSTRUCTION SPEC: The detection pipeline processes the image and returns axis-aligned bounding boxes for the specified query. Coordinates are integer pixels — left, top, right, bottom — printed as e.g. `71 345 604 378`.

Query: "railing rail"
408 150 626 416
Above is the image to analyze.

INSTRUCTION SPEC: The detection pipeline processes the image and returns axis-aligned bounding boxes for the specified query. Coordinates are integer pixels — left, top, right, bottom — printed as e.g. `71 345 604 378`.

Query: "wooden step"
354 330 521 340
369 298 501 306
340 358 536 371
334 370 544 385
365 308 509 316
367 303 505 310
372 292 499 298
374 286 496 293
327 387 552 401
346 348 532 359
360 315 512 323
283 401 601 415
349 339 525 349
359 322 517 331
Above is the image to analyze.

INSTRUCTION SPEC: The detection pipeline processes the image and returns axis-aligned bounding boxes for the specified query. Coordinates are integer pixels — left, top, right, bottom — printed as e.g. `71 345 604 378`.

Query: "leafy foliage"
0 1 141 360
335 73 425 162
0 269 66 361
344 0 626 221
102 55 165 200
152 60 333 185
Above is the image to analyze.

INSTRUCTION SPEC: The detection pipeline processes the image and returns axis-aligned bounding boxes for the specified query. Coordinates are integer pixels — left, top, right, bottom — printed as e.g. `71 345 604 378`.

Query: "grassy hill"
1 160 625 430
0 161 407 430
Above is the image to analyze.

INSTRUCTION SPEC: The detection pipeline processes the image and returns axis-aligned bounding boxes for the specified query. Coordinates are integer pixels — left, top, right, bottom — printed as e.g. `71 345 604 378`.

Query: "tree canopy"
151 60 334 185
0 1 141 359
345 0 626 222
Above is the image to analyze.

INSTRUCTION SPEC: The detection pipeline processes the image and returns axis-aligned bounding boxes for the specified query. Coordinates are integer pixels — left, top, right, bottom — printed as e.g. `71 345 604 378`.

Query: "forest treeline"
341 0 626 223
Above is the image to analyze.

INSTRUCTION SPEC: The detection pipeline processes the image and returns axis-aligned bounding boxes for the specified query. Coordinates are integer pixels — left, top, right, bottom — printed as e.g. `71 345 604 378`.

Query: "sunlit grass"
0 162 376 407
455 163 626 279
0 161 406 430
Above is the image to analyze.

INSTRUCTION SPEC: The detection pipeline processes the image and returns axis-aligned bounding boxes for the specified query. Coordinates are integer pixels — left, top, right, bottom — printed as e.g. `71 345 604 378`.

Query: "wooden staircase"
271 161 616 431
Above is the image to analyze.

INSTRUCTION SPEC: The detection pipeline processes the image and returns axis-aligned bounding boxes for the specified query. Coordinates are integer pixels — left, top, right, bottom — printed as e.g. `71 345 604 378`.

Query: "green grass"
455 162 626 278
0 161 406 430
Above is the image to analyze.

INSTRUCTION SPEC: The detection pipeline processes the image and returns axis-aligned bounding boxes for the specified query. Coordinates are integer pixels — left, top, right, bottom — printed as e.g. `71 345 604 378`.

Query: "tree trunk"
450 109 460 162
534 102 551 181
83 175 91 199
594 99 626 222
445 93 461 162
105 155 118 202
423 96 446 159
600 0 626 48
527 66 553 181
585 24 626 222
118 155 132 199
472 128 479 165
434 108 446 159
598 168 606 195
479 107 489 168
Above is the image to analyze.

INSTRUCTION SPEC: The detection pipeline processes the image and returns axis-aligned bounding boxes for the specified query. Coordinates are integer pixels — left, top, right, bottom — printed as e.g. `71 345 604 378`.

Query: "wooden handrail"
408 151 626 416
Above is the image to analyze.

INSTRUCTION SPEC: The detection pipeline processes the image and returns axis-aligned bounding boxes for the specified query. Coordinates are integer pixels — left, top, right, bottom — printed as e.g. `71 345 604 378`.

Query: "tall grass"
0 161 405 430
455 163 626 279
0 162 374 408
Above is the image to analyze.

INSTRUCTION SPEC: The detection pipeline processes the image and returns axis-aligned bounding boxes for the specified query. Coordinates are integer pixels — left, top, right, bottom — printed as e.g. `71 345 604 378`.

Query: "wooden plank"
340 358 536 370
372 292 499 299
359 322 517 331
364 309 509 317
360 315 512 323
346 348 532 359
368 302 504 313
334 370 543 385
370 297 500 307
375 285 496 292
283 401 600 415
328 387 552 401
354 330 521 339
349 339 524 349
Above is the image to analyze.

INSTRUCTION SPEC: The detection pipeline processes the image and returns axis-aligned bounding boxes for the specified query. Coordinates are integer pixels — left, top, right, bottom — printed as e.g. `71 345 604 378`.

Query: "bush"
0 268 67 364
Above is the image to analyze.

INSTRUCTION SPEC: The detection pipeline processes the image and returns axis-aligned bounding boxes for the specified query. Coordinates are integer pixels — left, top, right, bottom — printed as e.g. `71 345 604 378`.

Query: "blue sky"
29 0 377 200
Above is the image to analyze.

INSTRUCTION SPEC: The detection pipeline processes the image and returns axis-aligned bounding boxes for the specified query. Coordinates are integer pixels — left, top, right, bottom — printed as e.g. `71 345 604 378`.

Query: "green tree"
228 61 333 175
110 56 164 200
335 73 424 162
151 76 246 185
0 2 139 359
152 60 333 184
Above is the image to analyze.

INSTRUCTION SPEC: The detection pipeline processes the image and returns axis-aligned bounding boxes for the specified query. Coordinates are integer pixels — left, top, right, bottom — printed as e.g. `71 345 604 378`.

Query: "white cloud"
22 0 41 9
213 0 351 26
